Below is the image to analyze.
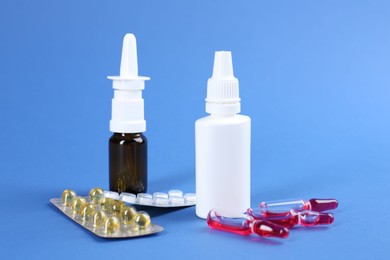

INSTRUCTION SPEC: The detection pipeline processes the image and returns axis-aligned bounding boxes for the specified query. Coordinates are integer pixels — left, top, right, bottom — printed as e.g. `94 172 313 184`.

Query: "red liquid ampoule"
259 198 338 213
207 209 289 238
248 208 334 228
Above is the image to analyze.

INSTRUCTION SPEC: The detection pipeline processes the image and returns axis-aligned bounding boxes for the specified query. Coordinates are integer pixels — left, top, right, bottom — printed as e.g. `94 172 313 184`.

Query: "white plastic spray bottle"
195 51 251 219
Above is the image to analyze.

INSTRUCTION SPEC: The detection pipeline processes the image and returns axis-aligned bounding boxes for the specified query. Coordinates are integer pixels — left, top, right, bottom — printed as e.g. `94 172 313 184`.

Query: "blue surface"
1 0 389 259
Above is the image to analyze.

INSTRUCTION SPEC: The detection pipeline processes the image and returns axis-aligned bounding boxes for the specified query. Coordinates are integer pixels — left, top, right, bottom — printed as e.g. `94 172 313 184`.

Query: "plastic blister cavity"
51 188 163 238
136 193 153 205
103 190 120 200
119 193 136 204
104 189 196 208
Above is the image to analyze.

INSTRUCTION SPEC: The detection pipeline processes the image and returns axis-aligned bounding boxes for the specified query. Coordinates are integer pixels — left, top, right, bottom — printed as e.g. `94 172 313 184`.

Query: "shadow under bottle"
109 133 147 194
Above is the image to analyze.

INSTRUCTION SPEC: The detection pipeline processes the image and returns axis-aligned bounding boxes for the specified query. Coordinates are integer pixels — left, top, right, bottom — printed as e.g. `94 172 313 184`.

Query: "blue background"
1 0 389 259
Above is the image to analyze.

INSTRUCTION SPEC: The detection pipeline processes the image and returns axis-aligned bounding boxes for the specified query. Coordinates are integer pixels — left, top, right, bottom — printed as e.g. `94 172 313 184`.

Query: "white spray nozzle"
108 33 150 83
108 34 150 133
212 51 235 80
120 34 138 78
206 51 240 115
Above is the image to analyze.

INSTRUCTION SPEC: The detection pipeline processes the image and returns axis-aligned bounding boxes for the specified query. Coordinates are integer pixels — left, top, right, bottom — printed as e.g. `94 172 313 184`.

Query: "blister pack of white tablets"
103 189 197 207
51 188 163 238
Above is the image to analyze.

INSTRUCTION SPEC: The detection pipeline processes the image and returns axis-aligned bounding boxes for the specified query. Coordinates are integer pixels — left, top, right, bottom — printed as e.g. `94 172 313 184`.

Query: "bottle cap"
206 51 240 115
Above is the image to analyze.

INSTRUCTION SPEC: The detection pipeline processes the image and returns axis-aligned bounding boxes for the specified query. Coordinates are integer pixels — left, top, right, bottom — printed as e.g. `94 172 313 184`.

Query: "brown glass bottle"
109 133 147 194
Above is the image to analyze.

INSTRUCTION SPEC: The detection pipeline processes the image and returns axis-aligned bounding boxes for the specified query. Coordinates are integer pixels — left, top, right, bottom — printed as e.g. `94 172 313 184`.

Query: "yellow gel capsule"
120 206 137 225
92 211 107 228
70 197 87 214
99 197 114 212
61 189 76 206
111 200 125 216
80 203 95 220
134 211 151 229
104 216 120 233
89 187 103 204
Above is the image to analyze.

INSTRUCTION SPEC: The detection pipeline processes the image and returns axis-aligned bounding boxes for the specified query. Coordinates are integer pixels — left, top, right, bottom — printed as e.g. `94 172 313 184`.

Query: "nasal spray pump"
195 51 251 219
108 34 150 194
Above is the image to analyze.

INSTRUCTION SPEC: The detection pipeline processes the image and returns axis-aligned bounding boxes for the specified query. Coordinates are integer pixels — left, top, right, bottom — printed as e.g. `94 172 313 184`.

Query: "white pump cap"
206 51 240 115
108 34 150 133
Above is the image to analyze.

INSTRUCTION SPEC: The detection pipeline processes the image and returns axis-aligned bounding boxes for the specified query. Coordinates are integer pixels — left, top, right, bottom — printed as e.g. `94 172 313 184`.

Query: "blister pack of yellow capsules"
50 188 163 238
